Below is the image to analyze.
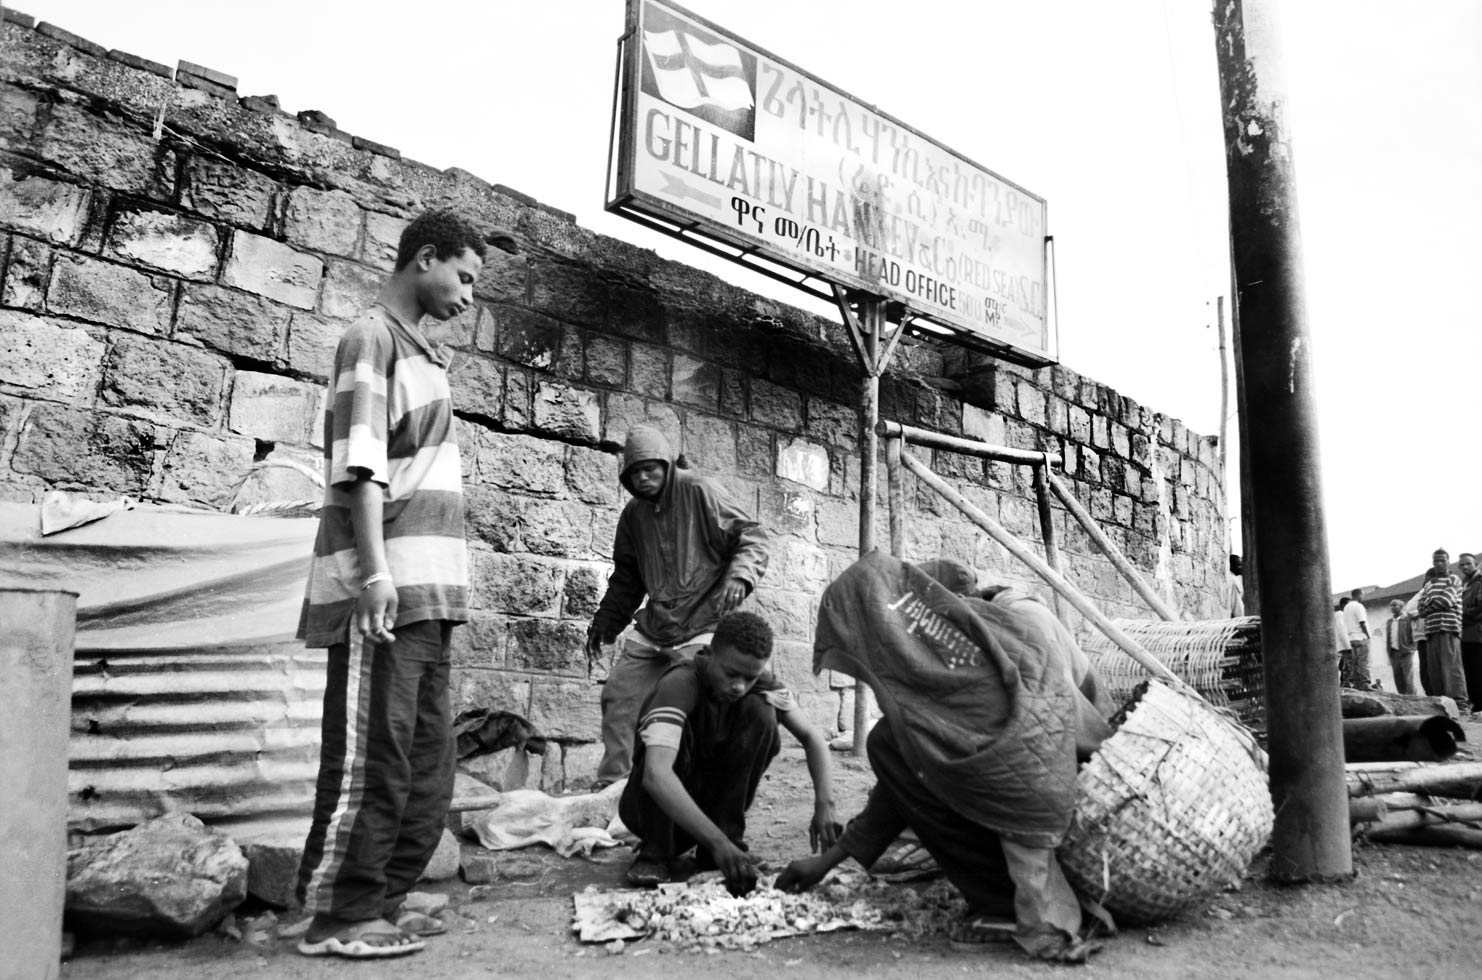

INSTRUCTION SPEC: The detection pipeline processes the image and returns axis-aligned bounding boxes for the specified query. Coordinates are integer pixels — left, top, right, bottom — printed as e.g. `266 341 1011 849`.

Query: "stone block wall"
0 12 1232 786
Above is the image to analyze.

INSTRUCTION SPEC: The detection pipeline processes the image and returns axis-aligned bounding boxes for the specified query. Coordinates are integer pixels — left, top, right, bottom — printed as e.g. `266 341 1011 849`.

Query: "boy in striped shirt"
295 209 512 959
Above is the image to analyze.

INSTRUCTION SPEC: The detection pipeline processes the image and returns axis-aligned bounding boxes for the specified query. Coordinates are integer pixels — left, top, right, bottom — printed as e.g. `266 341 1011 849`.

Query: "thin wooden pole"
1031 461 1071 628
1044 470 1180 622
899 449 1175 683
1216 0 1350 882
852 298 885 756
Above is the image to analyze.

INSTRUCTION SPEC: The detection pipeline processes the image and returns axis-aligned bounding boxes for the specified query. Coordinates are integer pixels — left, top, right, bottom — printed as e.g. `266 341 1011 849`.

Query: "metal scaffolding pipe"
1044 470 1181 622
899 449 1175 683
876 420 1062 468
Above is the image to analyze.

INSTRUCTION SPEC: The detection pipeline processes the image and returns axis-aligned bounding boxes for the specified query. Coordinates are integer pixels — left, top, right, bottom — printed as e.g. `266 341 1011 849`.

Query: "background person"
586 425 769 788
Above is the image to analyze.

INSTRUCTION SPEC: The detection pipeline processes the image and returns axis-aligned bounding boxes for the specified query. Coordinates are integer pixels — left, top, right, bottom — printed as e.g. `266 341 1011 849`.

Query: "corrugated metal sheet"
69 640 326 840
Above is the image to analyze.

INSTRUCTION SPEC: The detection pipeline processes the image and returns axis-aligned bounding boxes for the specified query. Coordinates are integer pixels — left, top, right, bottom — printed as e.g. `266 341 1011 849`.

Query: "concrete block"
750 378 802 431
776 437 830 491
285 312 344 381
561 563 604 620
102 335 228 426
506 618 586 675
470 428 564 495
314 257 376 318
362 211 408 270
33 104 160 195
670 353 719 409
0 168 90 245
107 208 220 278
962 404 1005 444
228 371 320 443
449 612 509 669
522 497 596 558
1 237 51 309
47 254 173 334
495 307 564 370
527 678 601 741
175 285 292 364
0 310 104 402
564 444 619 506
223 232 323 309
805 399 857 450
532 381 600 444
181 157 278 230
682 412 737 474
283 185 362 257
156 431 258 508
468 551 565 617
12 406 161 494
628 342 669 400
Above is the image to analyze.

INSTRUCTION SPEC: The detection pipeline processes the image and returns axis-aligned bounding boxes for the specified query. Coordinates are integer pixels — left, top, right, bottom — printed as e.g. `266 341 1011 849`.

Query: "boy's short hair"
712 611 773 661
395 208 489 271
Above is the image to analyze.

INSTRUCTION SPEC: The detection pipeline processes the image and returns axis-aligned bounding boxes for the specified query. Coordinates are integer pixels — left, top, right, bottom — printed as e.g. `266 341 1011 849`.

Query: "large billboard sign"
607 0 1054 364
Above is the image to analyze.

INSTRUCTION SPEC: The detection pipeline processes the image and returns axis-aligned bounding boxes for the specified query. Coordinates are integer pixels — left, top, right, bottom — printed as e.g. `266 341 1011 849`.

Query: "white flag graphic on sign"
642 28 754 113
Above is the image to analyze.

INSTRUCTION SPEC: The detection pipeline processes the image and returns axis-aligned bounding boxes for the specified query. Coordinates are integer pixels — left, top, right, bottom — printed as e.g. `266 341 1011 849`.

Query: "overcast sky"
15 0 1481 591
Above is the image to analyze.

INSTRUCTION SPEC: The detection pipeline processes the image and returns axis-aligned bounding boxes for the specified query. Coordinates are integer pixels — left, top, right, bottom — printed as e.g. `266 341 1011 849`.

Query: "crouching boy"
619 611 838 895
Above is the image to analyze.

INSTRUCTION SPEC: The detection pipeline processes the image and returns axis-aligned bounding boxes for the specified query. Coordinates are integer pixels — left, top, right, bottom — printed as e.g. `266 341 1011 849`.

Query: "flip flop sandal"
394 910 449 937
625 856 671 887
297 920 426 959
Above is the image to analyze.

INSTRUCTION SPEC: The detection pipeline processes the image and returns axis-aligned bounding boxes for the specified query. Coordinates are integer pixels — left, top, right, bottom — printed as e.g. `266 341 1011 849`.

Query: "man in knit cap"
586 424 770 787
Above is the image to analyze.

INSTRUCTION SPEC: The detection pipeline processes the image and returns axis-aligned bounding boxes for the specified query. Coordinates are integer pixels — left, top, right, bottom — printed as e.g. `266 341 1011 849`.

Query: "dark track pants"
296 620 455 921
619 693 780 859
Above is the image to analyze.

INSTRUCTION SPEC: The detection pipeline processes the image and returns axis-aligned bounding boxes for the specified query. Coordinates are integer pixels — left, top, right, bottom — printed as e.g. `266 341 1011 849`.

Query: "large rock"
66 813 248 938
242 837 303 910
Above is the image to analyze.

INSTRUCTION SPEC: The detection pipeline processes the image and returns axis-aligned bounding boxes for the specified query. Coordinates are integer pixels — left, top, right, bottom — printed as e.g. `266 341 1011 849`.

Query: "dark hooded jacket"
814 552 1081 848
591 425 769 646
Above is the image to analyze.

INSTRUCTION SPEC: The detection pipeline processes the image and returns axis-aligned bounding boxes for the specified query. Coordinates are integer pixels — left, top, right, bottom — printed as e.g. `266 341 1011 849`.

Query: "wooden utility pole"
1214 1 1351 881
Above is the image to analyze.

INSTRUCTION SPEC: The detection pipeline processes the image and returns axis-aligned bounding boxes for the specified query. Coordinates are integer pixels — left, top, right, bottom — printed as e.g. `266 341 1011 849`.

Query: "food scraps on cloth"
571 870 967 952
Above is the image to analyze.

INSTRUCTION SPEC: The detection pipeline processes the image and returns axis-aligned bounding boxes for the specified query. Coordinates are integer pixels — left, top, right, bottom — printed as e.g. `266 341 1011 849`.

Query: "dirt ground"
62 734 1482 980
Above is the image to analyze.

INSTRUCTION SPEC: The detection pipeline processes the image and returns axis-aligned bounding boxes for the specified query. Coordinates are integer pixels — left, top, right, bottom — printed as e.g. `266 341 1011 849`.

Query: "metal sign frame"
605 0 1058 367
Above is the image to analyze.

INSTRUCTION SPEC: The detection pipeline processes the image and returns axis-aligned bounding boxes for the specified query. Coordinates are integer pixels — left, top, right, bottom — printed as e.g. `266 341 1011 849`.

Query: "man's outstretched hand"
775 854 833 894
709 839 758 897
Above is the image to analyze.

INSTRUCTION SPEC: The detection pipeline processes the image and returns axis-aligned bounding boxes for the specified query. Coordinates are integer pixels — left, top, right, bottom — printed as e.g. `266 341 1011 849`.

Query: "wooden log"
1362 825 1482 849
1351 797 1482 831
1348 797 1388 824
1340 689 1459 721
1342 715 1466 762
1346 762 1482 800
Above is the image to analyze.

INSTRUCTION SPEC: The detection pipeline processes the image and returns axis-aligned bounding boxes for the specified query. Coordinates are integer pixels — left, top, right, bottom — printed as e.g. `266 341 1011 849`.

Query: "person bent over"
619 611 838 895
777 553 1113 964
588 425 769 788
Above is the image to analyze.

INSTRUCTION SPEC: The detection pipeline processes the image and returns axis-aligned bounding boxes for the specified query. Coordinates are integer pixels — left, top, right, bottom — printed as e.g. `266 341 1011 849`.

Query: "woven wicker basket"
1056 679 1273 925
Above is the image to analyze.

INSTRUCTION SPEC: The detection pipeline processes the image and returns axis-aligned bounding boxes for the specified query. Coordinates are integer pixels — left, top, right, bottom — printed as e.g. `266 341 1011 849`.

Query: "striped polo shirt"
297 304 468 647
1418 573 1463 636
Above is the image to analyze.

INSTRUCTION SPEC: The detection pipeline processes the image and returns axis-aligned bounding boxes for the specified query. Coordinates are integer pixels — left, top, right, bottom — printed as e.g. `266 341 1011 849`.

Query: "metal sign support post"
832 286 908 756
1214 0 1350 882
